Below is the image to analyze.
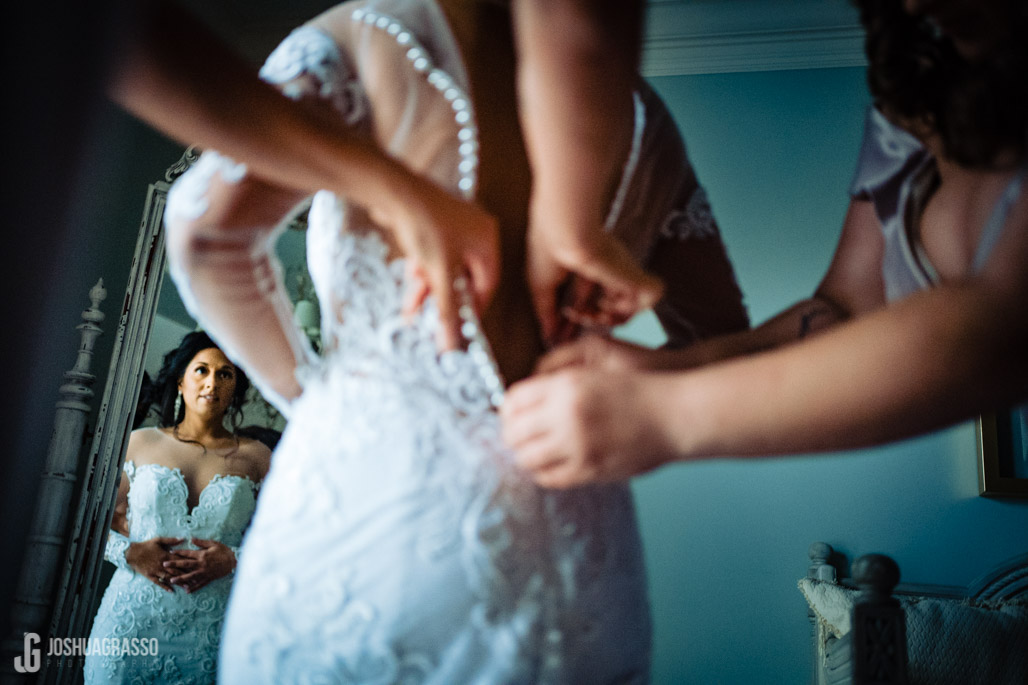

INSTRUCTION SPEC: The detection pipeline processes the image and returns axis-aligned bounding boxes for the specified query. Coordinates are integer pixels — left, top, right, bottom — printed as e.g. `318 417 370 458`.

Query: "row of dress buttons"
352 8 501 407
352 8 479 200
455 276 505 409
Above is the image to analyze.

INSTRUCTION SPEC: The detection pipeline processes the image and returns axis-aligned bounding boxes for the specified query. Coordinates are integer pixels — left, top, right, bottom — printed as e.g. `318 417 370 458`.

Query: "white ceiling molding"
196 0 869 76
641 0 867 76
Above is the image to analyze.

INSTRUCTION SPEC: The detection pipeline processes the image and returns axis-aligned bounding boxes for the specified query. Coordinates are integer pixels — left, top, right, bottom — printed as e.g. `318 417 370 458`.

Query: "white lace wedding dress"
163 1 747 682
84 461 258 684
215 218 652 682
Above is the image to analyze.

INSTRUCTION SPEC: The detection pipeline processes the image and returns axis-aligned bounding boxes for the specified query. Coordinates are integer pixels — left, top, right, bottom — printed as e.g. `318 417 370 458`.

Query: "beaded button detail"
352 7 502 407
352 7 479 200
454 276 505 408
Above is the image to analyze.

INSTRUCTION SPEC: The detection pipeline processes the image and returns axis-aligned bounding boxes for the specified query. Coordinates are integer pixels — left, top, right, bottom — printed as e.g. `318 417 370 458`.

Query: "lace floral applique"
259 25 368 125
164 151 247 223
84 462 257 685
103 531 132 571
661 186 719 240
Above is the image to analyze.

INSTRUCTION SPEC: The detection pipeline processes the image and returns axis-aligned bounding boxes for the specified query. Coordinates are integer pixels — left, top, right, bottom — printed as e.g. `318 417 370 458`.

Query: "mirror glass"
78 168 315 682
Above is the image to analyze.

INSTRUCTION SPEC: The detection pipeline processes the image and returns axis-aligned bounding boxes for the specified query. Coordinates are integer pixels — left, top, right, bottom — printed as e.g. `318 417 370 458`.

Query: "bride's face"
177 348 238 421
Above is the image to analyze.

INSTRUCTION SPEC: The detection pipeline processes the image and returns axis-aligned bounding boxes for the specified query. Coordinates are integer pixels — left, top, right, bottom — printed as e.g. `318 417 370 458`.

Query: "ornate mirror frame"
42 148 198 683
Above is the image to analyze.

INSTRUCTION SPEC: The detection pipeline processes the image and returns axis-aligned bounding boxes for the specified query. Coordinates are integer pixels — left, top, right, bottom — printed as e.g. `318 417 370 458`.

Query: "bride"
162 0 747 681
84 332 270 683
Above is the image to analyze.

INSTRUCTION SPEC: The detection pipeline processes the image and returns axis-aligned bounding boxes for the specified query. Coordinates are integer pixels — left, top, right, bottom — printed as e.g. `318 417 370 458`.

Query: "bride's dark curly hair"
140 331 250 428
853 0 1028 168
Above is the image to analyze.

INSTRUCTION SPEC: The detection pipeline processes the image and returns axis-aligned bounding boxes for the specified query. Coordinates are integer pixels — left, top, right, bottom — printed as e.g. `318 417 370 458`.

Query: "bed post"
850 554 908 685
808 542 836 685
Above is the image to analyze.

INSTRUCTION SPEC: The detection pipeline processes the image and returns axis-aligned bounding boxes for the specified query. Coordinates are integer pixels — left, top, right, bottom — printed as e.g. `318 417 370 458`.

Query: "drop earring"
174 392 183 419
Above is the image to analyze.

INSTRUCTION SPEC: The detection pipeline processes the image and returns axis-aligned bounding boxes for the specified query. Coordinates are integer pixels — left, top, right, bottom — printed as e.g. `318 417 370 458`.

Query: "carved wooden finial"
81 278 107 327
89 278 106 308
851 553 908 685
165 146 202 182
808 541 836 582
853 553 901 600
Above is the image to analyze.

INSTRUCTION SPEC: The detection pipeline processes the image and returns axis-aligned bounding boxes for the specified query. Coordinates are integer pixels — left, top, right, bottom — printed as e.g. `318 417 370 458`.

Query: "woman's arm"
657 197 887 368
512 0 662 341
107 433 184 589
504 279 1027 486
502 197 1028 486
537 199 885 374
110 0 498 349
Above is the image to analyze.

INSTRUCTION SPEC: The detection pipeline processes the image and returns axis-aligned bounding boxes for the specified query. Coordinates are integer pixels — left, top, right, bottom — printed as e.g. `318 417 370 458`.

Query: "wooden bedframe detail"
806 542 1028 685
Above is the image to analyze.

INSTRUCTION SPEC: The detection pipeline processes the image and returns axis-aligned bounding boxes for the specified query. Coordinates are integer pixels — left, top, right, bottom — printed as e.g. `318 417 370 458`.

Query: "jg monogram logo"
13 633 41 674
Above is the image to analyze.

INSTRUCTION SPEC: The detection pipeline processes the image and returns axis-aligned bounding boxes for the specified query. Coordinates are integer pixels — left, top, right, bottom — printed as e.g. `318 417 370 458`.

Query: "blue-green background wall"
620 66 1028 684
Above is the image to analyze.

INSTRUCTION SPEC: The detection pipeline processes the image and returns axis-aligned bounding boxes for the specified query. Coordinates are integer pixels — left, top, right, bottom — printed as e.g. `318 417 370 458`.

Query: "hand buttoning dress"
163 1 747 682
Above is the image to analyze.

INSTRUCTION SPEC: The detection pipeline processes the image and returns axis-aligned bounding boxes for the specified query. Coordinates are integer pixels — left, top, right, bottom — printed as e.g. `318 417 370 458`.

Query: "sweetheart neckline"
125 460 259 518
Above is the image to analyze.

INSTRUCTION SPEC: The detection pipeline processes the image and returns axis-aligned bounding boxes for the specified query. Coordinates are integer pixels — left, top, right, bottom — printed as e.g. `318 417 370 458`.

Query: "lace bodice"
306 193 504 413
84 463 259 684
122 461 258 545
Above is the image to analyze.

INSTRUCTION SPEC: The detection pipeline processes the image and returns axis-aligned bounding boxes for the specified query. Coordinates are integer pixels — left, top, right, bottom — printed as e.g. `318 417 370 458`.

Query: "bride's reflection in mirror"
82 220 310 682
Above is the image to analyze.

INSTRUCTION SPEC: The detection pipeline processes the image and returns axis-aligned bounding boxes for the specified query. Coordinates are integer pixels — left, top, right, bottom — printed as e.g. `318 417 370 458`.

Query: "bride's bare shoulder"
237 437 274 482
128 426 171 448
123 427 178 469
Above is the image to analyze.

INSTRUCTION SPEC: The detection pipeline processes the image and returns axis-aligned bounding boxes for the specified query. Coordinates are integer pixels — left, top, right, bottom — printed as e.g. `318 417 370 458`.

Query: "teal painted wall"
620 67 1028 684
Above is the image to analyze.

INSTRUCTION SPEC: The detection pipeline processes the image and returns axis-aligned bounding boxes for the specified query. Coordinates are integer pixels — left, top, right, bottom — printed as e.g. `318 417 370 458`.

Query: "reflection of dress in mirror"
163 0 747 681
84 332 271 684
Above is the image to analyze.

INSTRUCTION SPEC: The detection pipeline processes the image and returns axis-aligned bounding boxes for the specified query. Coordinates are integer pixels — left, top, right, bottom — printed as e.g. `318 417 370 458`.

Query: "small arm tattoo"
798 304 836 339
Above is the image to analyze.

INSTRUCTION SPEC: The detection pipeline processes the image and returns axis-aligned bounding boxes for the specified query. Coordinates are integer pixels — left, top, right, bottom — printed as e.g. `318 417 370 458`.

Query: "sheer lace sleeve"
104 531 132 572
164 26 368 415
259 25 367 126
165 154 315 415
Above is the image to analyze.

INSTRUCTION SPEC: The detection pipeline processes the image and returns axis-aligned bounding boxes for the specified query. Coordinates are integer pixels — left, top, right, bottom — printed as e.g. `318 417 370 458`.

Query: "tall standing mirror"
38 148 314 683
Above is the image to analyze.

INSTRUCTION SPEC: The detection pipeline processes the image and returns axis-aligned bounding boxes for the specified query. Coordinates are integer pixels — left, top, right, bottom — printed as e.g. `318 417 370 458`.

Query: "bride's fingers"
150 573 175 592
170 569 204 584
168 549 203 560
184 577 212 593
170 570 211 593
154 536 185 549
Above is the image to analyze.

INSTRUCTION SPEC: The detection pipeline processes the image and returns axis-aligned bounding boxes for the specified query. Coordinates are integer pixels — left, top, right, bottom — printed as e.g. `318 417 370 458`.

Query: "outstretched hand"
162 538 237 593
501 363 676 488
125 537 185 592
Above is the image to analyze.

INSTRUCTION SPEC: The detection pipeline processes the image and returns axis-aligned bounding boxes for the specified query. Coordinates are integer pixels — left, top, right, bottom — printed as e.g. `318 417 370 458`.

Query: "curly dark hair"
141 331 250 428
853 0 1028 168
